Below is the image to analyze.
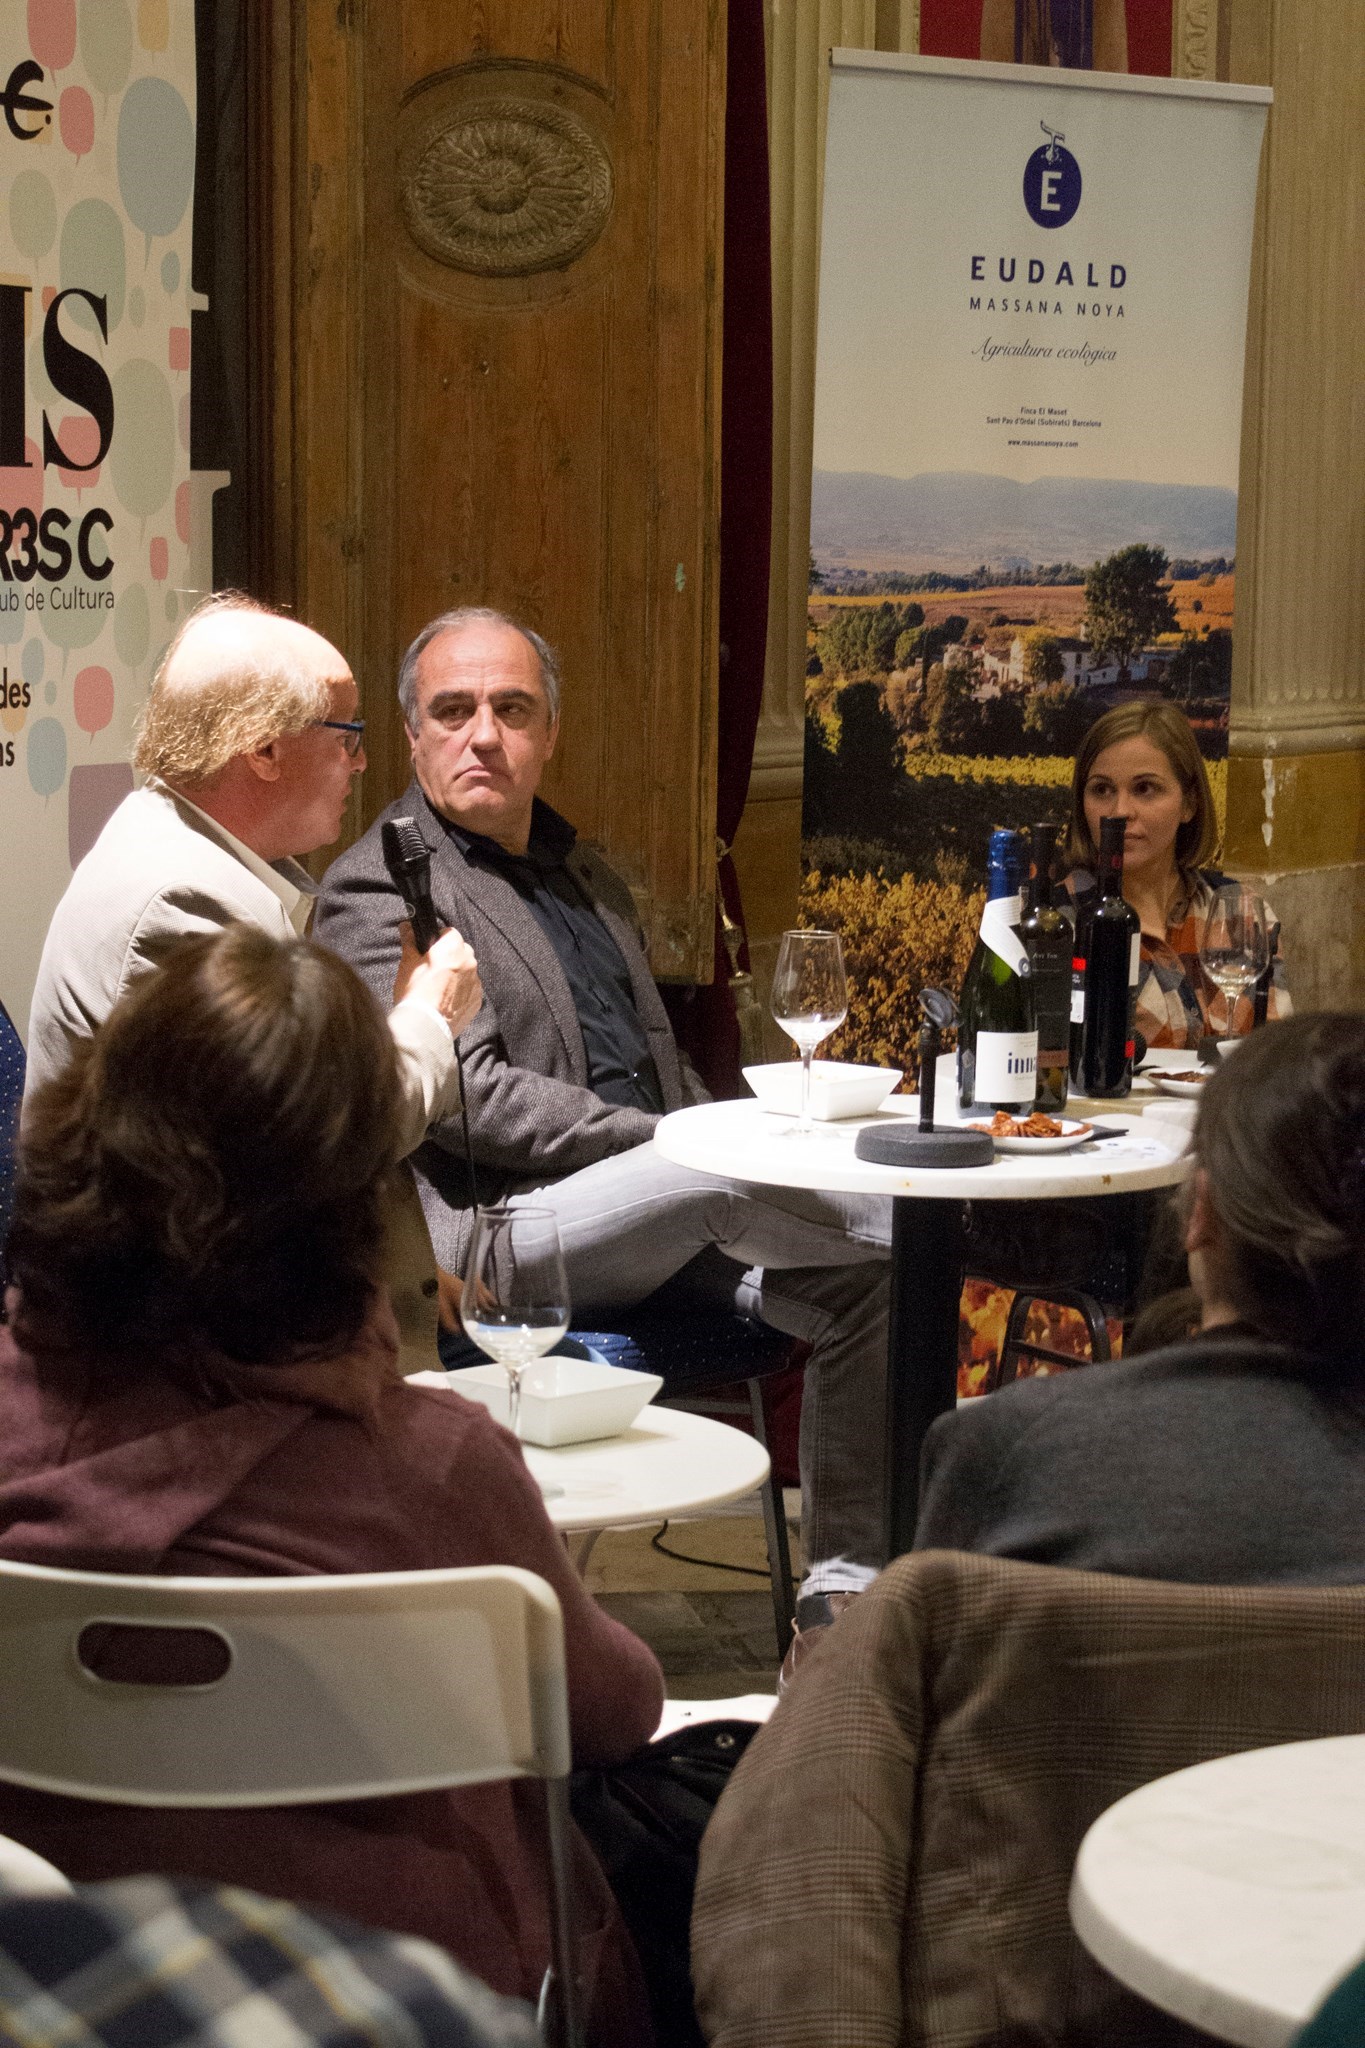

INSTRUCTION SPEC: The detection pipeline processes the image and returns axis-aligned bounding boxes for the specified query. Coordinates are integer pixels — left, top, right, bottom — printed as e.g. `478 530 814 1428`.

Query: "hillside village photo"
800 470 1233 1082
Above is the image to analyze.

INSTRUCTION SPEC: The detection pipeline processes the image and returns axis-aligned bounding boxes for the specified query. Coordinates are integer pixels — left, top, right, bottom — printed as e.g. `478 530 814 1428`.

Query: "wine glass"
769 929 849 1136
460 1206 570 1453
1198 885 1270 1044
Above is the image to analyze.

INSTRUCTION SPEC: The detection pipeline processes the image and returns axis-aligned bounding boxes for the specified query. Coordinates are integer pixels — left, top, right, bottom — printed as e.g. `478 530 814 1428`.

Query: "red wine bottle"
1021 823 1070 1112
1080 815 1141 1098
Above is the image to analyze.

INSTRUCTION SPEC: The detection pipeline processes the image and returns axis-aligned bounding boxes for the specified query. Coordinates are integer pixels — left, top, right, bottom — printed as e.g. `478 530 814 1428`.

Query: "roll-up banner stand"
0 3 199 1037
803 53 1270 1085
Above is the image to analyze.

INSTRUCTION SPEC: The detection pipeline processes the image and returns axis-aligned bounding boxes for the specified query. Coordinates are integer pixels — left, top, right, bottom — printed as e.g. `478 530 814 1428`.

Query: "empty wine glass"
769 929 849 1136
460 1206 570 1456
1198 885 1270 1043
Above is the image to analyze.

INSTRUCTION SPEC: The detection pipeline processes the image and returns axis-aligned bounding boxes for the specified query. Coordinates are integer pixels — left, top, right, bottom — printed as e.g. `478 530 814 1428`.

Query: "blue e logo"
1023 126 1081 229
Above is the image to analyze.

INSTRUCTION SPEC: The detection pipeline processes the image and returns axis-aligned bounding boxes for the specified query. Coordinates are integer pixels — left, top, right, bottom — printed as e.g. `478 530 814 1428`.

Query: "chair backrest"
0 1560 571 1807
0 1831 72 1896
693 1550 1365 2048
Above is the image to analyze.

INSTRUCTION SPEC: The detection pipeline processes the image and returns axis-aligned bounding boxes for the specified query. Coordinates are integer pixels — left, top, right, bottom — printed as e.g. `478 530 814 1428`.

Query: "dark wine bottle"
1021 822 1070 1113
1069 905 1090 1087
958 828 1037 1114
1079 815 1142 1097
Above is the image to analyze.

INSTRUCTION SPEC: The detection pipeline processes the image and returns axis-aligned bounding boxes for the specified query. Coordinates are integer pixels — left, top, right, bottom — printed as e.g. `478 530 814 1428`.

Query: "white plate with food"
1151 1068 1209 1097
969 1114 1095 1153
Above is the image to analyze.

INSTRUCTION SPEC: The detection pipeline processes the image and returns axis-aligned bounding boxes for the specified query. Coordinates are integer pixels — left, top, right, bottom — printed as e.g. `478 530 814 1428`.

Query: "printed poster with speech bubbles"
0 0 196 1036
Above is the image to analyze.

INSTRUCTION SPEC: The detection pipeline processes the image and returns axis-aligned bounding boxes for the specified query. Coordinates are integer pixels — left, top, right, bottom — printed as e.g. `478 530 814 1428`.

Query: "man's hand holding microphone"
393 922 482 1038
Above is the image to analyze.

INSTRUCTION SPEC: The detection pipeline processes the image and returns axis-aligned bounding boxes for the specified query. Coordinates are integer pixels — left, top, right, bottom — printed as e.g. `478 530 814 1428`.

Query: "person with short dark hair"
914 1012 1365 1585
0 927 663 2046
1063 699 1291 1048
316 607 895 1638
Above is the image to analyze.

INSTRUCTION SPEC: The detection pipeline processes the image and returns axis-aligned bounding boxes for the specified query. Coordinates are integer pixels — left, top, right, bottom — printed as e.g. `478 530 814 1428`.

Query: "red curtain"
662 0 774 1098
918 0 1174 74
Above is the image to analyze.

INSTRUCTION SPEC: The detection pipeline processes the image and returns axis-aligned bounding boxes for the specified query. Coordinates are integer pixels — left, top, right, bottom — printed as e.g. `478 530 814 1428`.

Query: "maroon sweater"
0 1315 664 2040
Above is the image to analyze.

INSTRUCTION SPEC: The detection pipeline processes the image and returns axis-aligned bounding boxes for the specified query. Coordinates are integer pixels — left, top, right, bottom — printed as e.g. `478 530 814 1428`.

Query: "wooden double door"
219 2 726 978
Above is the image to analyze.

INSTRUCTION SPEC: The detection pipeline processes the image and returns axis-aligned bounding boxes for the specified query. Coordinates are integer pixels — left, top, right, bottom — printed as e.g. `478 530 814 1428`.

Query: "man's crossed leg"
499 1144 893 1593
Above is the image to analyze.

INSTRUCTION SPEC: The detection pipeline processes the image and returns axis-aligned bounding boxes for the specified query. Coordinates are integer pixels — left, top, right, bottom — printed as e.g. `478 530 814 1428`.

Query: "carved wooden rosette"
400 97 613 278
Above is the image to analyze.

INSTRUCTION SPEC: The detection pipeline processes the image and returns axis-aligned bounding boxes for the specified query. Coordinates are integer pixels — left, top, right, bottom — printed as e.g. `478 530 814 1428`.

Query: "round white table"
408 1377 771 1534
655 1095 1191 1551
522 1404 771 1534
1071 1735 1365 2046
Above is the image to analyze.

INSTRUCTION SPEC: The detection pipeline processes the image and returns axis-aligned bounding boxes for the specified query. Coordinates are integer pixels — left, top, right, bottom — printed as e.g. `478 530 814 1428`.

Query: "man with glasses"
25 592 482 1365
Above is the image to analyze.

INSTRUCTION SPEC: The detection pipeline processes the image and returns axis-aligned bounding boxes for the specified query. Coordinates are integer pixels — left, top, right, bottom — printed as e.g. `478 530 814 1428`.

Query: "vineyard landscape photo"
805 57 1263 1385
800 526 1232 1392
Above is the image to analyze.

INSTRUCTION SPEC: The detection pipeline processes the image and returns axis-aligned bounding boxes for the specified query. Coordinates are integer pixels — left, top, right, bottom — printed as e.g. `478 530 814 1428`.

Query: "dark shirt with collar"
442 800 665 1116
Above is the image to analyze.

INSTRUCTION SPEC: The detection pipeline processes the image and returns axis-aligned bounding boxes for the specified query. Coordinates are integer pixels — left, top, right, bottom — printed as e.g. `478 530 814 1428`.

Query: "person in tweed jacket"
315 607 894 1613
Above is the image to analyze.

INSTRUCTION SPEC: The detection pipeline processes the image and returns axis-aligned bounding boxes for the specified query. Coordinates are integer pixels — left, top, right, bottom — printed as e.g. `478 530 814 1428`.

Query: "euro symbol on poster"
0 61 52 141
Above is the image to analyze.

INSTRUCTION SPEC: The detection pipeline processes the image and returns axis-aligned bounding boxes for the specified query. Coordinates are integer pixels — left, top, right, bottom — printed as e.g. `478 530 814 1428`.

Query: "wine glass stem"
797 1048 814 1135
507 1366 524 1441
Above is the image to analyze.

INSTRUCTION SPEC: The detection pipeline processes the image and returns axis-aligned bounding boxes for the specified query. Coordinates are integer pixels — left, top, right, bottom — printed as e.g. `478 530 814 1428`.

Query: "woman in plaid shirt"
1063 700 1291 1049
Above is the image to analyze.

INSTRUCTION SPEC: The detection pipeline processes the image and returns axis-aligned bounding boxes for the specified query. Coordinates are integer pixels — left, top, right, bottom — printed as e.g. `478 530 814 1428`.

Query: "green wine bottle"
957 828 1038 1114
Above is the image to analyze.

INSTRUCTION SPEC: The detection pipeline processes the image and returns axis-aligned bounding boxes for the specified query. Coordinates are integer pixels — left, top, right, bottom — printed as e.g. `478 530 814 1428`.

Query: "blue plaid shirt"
0 1875 537 2047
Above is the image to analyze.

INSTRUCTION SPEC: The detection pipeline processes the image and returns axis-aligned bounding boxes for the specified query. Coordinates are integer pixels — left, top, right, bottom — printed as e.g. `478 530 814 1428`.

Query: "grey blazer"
315 784 707 1268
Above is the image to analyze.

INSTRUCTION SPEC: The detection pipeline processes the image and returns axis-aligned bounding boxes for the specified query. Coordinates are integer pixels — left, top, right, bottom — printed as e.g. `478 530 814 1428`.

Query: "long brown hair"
1065 700 1219 880
1194 1014 1365 1374
10 928 402 1369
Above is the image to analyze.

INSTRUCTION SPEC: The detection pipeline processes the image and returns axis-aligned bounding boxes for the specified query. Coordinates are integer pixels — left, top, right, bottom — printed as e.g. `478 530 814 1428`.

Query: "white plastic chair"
0 1560 584 2048
0 1831 71 1896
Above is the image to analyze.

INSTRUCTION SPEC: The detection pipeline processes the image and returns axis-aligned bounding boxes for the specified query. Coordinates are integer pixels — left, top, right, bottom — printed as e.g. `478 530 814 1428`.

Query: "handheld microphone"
380 816 443 954
380 814 480 1220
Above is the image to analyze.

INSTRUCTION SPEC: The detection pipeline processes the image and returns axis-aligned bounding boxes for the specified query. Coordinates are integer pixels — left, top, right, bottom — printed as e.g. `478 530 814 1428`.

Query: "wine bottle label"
979 893 1029 975
1071 955 1086 1024
1128 933 1141 986
973 1030 1037 1101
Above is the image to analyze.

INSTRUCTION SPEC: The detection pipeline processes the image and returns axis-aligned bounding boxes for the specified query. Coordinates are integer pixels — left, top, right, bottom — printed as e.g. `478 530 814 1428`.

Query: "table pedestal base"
886 1196 967 1556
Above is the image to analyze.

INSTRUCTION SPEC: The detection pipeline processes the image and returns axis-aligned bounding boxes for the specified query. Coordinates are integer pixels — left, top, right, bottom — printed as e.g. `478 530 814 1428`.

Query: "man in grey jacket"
25 594 482 1364
316 607 892 1609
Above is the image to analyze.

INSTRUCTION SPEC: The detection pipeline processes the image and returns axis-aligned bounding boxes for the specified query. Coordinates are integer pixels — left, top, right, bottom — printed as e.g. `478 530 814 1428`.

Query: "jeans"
443 1144 893 1585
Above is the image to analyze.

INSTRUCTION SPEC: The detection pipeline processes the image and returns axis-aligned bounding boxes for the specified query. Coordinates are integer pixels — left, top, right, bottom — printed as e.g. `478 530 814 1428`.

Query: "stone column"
1222 0 1365 1008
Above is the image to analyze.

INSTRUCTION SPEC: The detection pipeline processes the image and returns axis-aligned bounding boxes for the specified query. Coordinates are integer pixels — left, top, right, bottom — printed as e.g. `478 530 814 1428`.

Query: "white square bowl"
443 1356 663 1446
743 1059 903 1121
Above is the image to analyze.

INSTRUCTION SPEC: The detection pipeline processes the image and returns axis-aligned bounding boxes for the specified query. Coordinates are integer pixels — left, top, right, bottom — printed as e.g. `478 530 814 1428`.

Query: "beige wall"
736 0 1365 1020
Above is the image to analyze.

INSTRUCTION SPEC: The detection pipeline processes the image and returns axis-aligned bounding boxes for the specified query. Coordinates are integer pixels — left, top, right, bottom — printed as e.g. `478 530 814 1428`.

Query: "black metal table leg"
885 1195 969 1558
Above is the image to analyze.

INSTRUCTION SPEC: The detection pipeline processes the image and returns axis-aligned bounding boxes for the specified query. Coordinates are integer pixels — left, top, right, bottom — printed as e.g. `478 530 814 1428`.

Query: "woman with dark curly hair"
915 1011 1365 1584
0 926 662 2047
1063 699 1291 1049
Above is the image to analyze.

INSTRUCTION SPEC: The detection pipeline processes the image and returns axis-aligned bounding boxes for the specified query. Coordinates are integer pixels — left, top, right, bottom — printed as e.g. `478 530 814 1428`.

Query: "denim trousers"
451 1144 894 1585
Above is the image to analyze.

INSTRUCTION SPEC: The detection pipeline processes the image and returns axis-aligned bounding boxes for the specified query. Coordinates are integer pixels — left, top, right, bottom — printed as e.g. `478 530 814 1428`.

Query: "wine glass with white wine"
460 1206 571 1483
1197 884 1270 1045
769 928 849 1137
